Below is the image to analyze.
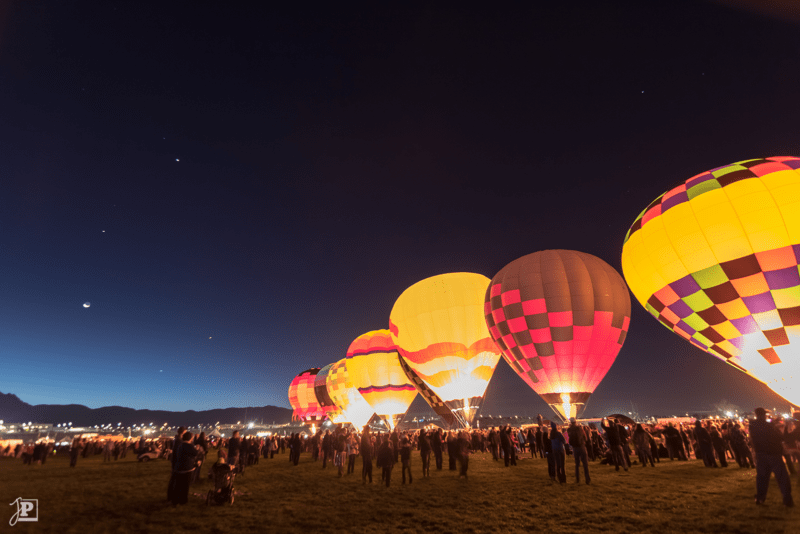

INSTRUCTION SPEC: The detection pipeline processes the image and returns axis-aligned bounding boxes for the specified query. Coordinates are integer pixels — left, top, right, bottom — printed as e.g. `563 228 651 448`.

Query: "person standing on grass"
419 428 431 477
391 428 400 464
167 427 186 502
347 433 358 475
694 421 717 468
499 426 513 467
488 428 499 461
457 431 471 479
550 422 567 484
400 436 413 484
335 428 347 477
227 430 241 471
633 424 655 467
361 426 374 484
432 429 444 471
69 438 83 468
171 431 199 506
617 421 633 467
567 418 591 484
601 418 628 472
710 425 728 467
377 434 394 487
751 408 793 507
292 433 302 465
321 430 332 469
527 427 536 459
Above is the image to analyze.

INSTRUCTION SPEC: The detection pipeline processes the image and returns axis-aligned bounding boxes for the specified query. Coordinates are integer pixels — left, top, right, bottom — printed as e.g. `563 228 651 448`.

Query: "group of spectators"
5 407 798 508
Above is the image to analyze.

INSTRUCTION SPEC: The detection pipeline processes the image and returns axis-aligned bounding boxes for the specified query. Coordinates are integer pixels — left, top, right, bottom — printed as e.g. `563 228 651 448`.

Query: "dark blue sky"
0 1 795 415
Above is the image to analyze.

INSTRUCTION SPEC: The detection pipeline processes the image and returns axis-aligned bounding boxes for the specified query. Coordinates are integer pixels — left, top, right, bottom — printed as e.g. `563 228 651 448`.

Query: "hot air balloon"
389 272 502 428
345 330 418 430
485 250 631 421
621 156 800 407
325 358 376 428
288 368 327 423
314 363 343 422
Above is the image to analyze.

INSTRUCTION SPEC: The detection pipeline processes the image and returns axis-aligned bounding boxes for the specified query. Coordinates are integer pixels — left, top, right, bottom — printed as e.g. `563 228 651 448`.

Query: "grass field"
1 450 799 533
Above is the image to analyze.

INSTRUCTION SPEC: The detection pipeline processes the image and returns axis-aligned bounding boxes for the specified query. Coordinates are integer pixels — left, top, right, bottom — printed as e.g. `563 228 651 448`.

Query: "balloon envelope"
314 363 343 422
622 156 800 406
345 330 417 430
325 358 375 428
288 368 326 422
390 272 502 428
485 250 631 420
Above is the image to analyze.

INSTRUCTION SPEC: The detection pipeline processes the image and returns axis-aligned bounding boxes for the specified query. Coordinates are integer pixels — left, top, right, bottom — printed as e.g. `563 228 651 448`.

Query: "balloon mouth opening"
540 392 592 422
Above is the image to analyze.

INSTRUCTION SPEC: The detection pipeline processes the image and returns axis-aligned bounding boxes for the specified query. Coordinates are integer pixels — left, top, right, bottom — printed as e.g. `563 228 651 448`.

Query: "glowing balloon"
83 302 90 308
325 358 375 428
389 272 502 428
345 330 418 430
314 363 343 422
485 250 631 421
622 157 800 406
288 369 326 422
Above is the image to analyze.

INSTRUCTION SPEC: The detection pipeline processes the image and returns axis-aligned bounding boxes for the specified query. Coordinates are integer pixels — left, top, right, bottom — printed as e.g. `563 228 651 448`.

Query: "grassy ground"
1 451 798 533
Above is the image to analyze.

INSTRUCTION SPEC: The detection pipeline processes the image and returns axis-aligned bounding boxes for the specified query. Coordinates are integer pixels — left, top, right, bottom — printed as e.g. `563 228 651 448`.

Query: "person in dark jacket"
751 408 793 507
488 428 499 460
419 429 431 477
432 429 444 470
457 431 471 479
601 418 628 471
360 426 374 484
617 421 633 467
167 427 186 502
446 432 458 471
171 432 199 505
731 423 754 468
400 437 412 484
390 429 400 463
527 427 537 459
536 426 545 459
709 425 728 467
550 422 567 483
694 421 717 468
291 433 301 465
69 438 83 468
377 435 394 487
499 426 513 467
227 430 241 470
567 418 590 484
321 430 332 469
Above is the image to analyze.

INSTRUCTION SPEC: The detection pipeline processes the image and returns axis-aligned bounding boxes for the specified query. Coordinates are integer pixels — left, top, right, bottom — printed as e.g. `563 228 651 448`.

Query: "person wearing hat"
567 417 591 484
750 407 793 507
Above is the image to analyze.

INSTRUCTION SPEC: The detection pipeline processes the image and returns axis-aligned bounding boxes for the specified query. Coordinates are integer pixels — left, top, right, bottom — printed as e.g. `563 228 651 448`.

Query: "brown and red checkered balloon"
485 250 631 421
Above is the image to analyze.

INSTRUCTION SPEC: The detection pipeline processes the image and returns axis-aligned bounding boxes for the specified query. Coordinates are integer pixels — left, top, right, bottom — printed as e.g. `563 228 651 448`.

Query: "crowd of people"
5 407 798 508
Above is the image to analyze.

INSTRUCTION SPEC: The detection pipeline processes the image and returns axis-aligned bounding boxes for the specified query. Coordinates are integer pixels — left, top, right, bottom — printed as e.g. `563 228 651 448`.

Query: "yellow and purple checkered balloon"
622 157 800 406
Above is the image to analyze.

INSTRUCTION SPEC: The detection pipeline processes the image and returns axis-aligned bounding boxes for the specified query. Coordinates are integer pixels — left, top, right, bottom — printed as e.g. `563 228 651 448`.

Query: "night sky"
1 1 796 416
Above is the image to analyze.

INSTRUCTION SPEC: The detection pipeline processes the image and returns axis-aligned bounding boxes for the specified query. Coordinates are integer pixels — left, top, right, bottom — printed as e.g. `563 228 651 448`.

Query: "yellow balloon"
622 157 800 406
325 358 375 428
345 330 417 430
390 272 502 427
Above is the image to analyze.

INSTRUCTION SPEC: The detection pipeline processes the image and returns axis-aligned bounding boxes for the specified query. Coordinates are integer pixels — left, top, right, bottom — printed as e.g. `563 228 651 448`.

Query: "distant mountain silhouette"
0 392 292 427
